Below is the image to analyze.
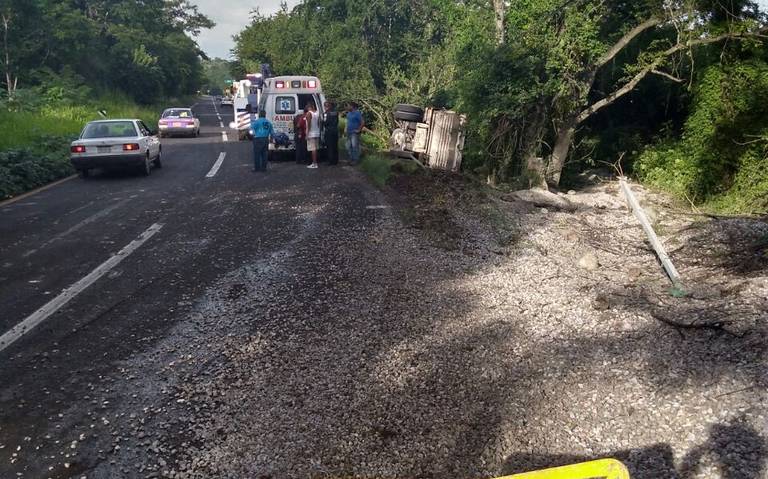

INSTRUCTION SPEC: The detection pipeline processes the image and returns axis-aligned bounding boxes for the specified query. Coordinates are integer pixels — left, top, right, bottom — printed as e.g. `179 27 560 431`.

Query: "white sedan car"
70 119 162 177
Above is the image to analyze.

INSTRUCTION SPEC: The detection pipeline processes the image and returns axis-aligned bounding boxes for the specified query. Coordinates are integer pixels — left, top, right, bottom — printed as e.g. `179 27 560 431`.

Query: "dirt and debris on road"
11 165 764 479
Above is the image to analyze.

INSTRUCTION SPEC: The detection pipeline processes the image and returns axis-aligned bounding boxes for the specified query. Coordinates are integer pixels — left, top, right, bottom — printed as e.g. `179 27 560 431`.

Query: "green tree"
202 58 234 91
0 0 214 104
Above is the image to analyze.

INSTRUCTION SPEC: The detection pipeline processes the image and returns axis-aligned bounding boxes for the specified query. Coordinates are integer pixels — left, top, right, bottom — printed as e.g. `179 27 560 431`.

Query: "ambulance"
259 76 327 155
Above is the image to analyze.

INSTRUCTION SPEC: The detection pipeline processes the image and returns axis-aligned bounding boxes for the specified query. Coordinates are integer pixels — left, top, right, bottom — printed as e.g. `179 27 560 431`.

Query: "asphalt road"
0 97 370 478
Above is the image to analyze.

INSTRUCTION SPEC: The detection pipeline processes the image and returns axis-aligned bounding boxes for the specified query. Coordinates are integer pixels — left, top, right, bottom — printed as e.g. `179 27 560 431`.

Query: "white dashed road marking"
221 131 228 142
206 152 226 178
0 223 164 353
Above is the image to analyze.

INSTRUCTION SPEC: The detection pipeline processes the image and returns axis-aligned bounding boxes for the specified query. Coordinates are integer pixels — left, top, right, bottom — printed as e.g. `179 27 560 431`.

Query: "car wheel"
153 148 163 168
140 153 152 176
196 129 200 137
79 168 90 179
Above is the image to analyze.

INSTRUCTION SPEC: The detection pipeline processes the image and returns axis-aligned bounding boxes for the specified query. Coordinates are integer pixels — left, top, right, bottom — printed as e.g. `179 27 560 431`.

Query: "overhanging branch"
577 27 768 125
596 17 663 69
651 69 685 82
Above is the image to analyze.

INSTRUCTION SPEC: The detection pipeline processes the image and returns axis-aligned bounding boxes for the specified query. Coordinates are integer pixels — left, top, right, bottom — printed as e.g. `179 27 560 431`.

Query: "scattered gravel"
67 170 768 478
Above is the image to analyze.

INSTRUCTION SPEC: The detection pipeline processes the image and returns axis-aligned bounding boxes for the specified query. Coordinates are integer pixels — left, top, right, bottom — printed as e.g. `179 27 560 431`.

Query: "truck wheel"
394 104 423 115
394 110 423 122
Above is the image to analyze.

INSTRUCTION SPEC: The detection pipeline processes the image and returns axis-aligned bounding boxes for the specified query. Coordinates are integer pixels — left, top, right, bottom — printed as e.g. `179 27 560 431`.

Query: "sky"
195 1 300 59
194 0 768 60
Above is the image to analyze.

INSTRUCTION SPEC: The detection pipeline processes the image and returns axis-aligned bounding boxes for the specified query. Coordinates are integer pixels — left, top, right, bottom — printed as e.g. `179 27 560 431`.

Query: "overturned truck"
389 103 467 172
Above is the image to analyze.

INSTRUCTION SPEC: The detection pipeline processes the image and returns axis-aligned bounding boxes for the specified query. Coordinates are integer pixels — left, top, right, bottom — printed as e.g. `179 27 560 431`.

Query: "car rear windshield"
162 109 193 118
81 121 137 138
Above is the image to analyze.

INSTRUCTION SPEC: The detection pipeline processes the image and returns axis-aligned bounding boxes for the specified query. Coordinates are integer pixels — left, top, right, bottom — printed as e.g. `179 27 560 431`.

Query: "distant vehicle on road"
221 95 234 107
70 120 162 177
158 108 200 138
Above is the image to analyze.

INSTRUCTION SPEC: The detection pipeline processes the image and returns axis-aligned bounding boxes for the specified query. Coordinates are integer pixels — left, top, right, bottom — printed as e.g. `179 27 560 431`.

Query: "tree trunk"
1 11 14 97
493 0 505 45
547 118 577 186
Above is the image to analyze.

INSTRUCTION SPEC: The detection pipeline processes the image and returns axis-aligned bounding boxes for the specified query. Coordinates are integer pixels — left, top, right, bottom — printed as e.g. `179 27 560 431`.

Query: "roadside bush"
0 149 73 200
636 61 768 214
706 145 768 214
361 131 388 152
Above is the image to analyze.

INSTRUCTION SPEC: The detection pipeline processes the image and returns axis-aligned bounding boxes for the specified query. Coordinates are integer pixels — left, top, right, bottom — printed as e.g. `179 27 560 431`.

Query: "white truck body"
231 73 265 140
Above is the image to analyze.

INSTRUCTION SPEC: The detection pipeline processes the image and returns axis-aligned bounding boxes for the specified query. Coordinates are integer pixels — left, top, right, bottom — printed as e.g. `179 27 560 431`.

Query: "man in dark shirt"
293 111 307 164
345 102 364 164
323 101 339 165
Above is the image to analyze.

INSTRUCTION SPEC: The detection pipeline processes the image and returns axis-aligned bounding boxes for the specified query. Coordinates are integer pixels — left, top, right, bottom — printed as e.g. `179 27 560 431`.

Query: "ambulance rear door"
270 93 299 146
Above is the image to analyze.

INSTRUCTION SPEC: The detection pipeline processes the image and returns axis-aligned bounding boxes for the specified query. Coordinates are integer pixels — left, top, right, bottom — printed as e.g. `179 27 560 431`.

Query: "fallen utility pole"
619 177 685 292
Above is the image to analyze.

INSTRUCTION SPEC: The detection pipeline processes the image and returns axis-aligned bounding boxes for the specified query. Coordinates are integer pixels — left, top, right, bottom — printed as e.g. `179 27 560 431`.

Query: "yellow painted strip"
0 174 77 207
499 459 630 479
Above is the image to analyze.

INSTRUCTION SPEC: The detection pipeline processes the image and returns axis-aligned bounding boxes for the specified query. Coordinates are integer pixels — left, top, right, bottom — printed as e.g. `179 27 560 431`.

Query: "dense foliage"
0 0 212 104
636 60 768 214
232 0 767 212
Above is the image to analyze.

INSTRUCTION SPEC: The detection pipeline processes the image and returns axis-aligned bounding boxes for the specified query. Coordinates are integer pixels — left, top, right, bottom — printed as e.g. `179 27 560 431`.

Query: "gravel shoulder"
29 166 766 479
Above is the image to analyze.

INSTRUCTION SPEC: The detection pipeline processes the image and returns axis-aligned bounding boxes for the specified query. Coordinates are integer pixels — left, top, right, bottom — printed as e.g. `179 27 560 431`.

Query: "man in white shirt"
305 102 322 169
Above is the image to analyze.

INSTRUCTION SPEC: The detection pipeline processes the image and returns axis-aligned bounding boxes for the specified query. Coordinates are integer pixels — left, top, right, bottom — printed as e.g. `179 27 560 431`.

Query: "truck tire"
394 110 423 122
394 104 423 115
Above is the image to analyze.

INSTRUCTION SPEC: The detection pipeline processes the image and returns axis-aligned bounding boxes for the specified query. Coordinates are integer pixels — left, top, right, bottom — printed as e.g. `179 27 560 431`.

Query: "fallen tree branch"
650 309 734 334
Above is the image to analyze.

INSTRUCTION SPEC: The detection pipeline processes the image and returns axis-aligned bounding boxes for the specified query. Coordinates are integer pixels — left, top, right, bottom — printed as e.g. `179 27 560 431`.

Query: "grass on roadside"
360 154 392 187
0 98 163 151
359 151 427 188
0 94 175 199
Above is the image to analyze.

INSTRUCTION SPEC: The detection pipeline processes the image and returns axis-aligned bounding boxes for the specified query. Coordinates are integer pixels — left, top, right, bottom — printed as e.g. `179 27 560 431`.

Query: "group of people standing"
249 101 365 172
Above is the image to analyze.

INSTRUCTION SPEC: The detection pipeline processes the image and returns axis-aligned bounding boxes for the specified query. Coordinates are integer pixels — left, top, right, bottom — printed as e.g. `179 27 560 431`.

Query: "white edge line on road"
0 175 77 208
206 152 226 178
221 131 228 142
0 223 164 353
219 122 224 128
